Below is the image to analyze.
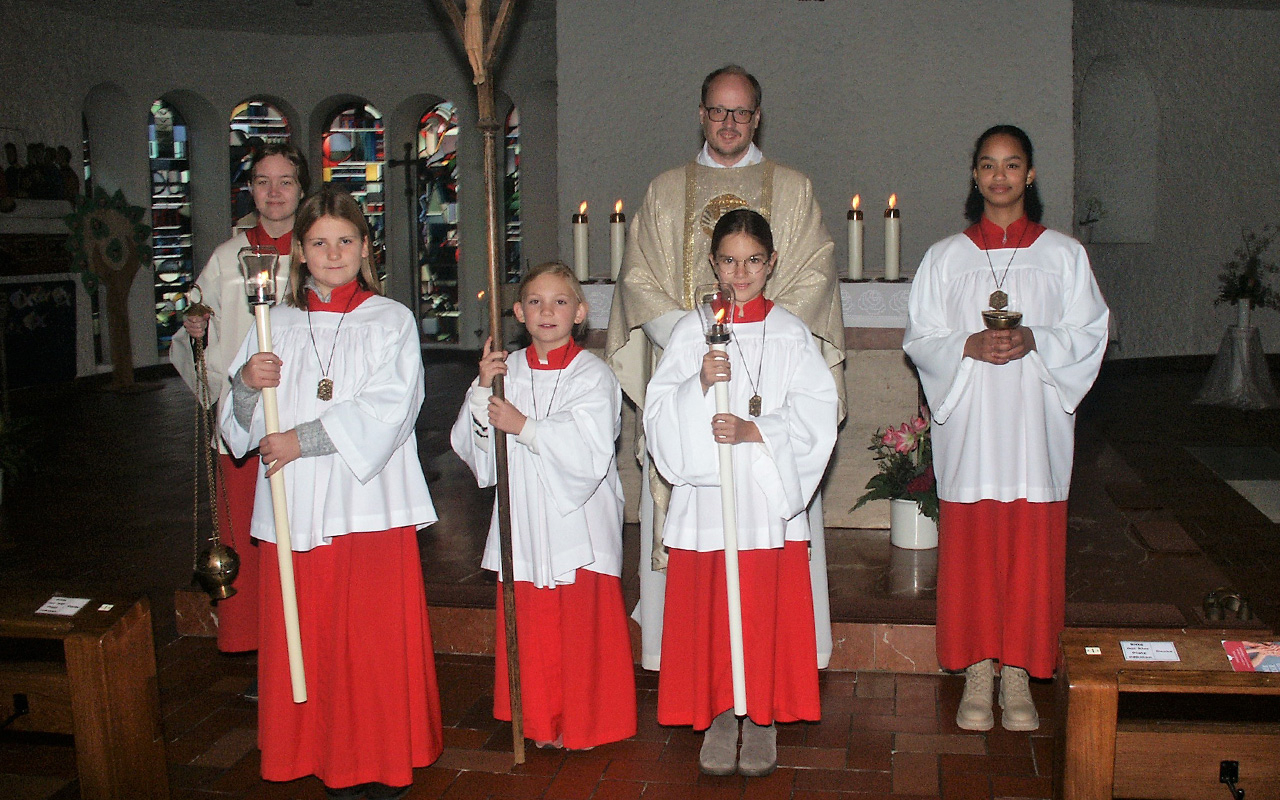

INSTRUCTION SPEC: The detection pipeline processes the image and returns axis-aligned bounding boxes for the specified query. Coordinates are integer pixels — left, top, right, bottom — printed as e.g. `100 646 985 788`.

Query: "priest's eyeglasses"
704 106 757 124
715 254 769 274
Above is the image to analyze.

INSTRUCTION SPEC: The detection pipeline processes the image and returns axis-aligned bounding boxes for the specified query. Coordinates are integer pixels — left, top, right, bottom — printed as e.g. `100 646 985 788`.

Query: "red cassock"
214 453 259 653
935 499 1067 678
657 540 820 729
493 570 637 749
257 528 443 787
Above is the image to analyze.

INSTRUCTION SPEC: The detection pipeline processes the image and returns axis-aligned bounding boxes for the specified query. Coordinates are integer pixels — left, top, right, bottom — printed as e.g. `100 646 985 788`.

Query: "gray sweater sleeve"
231 371 259 428
296 419 338 457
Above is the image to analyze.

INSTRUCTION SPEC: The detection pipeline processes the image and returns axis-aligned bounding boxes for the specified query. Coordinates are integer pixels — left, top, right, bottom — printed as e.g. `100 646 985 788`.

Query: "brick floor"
0 639 1057 799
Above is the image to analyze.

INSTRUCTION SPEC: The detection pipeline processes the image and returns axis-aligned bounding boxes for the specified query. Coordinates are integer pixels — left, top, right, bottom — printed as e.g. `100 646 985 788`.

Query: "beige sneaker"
998 665 1040 731
956 659 995 731
698 709 739 776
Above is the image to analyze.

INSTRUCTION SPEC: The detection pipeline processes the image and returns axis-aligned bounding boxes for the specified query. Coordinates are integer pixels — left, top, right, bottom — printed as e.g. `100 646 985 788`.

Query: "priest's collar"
964 215 1046 251
306 277 373 311
730 294 773 323
526 338 582 370
696 141 764 169
246 223 293 256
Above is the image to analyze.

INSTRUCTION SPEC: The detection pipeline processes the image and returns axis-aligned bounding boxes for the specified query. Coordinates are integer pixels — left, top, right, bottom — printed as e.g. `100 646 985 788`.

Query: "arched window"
323 103 385 279
148 99 193 355
505 106 521 284
416 101 459 343
229 100 291 228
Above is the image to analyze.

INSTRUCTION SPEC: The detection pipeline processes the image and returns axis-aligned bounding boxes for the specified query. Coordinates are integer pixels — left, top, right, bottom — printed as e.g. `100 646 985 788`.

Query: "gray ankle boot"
698 709 739 776
738 718 777 777
956 659 995 731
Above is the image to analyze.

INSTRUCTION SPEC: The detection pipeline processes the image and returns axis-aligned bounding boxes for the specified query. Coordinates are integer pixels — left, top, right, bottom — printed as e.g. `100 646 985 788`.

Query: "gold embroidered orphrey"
681 162 774 309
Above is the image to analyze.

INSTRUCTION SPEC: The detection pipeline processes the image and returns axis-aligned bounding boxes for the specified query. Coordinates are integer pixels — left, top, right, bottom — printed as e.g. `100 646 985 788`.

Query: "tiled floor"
1 354 1278 799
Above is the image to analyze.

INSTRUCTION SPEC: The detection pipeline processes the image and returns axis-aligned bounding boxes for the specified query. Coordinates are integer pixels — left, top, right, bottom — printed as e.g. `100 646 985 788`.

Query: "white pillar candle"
884 194 901 281
609 200 625 281
572 202 589 282
847 195 864 280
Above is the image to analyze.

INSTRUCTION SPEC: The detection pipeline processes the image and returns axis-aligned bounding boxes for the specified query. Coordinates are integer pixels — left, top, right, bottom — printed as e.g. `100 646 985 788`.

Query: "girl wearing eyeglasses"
644 208 838 777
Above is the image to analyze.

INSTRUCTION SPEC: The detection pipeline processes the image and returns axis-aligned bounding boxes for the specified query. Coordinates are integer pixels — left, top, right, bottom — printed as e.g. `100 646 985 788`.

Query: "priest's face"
711 231 776 306
699 74 761 167
301 214 368 293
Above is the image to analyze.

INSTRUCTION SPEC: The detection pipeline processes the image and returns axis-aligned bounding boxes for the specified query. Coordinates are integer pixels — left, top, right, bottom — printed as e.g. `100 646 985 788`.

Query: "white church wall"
0 0 557 368
555 0 1075 284
1075 0 1280 359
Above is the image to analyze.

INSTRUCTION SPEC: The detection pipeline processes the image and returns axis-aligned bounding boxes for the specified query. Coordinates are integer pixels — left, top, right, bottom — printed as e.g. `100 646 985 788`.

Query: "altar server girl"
451 261 636 750
644 209 838 777
904 124 1108 733
221 187 442 800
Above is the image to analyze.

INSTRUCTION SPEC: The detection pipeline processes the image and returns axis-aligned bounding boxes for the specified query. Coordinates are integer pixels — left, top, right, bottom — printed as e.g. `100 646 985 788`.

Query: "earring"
1026 181 1033 188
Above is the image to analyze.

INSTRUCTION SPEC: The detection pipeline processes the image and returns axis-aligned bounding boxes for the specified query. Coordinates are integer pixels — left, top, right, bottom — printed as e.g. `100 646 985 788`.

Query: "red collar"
730 294 773 324
526 339 582 370
964 215 1046 251
246 223 292 257
307 279 373 311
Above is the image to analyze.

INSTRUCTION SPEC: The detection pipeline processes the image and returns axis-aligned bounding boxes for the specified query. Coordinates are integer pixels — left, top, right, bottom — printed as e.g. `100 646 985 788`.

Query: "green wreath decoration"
63 187 152 294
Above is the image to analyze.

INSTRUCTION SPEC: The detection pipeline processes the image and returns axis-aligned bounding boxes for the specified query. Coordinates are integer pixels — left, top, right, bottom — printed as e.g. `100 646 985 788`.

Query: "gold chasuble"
606 160 845 570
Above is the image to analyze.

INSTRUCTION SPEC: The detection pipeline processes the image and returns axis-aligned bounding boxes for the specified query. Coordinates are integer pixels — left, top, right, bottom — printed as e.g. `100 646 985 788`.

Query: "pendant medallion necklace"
978 218 1028 311
730 306 767 417
307 287 359 401
529 351 566 420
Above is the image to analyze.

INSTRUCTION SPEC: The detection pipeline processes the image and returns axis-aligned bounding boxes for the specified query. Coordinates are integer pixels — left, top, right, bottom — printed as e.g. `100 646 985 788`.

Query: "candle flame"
579 201 587 215
615 199 623 214
888 193 897 210
851 194 861 211
477 290 485 300
715 306 726 324
258 270 270 283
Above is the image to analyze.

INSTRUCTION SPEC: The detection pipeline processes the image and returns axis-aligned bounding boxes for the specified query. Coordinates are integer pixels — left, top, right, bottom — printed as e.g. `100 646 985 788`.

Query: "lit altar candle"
884 193 901 281
847 195 864 280
572 202 589 282
610 200 625 281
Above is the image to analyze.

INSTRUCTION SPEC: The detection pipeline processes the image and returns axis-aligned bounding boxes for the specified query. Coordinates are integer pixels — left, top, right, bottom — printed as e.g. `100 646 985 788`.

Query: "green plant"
1216 225 1279 310
852 408 938 522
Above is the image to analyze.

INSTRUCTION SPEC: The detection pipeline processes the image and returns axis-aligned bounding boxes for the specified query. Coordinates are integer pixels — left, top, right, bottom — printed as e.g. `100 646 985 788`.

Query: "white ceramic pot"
889 498 938 550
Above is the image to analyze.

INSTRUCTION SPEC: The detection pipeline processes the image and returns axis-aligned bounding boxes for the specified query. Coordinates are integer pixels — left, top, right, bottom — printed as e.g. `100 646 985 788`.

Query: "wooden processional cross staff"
434 0 526 765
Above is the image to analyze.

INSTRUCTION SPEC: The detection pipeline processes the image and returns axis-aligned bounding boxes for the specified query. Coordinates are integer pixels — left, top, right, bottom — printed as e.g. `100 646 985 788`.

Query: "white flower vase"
890 498 938 550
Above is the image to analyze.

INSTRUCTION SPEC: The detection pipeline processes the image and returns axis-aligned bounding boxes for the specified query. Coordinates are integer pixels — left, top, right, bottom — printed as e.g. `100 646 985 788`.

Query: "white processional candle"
884 193 901 281
847 195 864 280
572 202 589 282
610 200 625 281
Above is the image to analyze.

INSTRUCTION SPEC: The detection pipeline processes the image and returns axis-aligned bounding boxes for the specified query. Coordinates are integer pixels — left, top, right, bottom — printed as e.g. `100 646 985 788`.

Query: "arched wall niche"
1076 55 1158 244
82 82 154 370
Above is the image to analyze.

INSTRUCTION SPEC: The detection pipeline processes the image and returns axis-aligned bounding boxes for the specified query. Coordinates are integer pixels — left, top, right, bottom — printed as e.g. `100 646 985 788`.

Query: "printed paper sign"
1120 640 1180 662
35 596 91 616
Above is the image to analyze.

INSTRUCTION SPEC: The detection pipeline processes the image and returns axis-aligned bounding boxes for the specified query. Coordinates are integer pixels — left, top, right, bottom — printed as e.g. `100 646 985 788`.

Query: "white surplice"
903 229 1110 502
644 306 838 551
219 295 437 551
451 348 624 587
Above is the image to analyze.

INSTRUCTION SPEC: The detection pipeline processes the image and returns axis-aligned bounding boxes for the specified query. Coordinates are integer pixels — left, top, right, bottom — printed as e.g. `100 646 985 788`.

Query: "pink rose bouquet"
852 407 938 522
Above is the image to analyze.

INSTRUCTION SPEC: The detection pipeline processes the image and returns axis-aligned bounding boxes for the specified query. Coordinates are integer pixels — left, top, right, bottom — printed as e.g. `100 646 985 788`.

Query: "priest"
605 65 844 671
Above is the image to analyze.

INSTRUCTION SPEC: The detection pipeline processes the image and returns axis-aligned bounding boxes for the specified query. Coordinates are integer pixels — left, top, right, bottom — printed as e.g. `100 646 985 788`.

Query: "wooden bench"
1057 627 1280 800
0 591 169 799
